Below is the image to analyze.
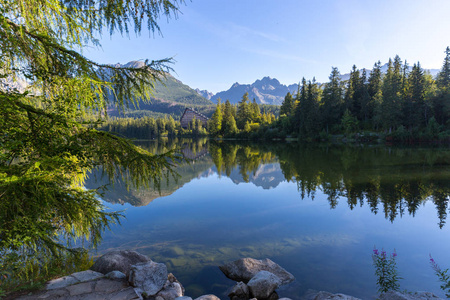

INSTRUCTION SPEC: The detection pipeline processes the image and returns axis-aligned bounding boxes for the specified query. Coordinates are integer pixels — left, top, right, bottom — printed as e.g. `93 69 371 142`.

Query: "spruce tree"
0 0 183 262
280 92 294 117
237 92 251 129
223 100 238 136
321 67 343 133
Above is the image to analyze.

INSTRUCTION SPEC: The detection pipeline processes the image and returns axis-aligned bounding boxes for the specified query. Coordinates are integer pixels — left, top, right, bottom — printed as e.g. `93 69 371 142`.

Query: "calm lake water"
86 139 450 299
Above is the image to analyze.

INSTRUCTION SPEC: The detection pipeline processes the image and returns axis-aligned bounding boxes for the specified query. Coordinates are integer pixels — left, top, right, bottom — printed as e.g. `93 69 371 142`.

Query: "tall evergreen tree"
437 47 450 89
321 67 343 133
368 61 384 130
0 0 182 266
358 69 371 125
251 98 261 123
434 47 450 126
209 98 223 136
223 100 238 136
293 77 307 131
280 92 294 117
299 78 321 137
343 65 360 116
237 92 252 129
380 57 403 131
404 63 426 129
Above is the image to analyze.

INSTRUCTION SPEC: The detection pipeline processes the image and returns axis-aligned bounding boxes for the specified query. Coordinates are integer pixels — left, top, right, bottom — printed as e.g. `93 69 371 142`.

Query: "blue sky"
86 0 450 94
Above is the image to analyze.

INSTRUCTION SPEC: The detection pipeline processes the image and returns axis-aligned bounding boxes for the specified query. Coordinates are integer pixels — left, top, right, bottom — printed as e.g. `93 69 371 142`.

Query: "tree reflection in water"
92 139 450 229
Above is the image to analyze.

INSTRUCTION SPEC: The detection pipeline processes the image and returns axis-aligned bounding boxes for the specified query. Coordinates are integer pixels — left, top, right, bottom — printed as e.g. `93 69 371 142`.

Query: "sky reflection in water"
91 140 450 299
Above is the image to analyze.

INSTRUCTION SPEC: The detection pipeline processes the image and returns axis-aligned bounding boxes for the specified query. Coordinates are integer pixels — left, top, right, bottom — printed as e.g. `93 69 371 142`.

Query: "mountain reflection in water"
86 139 450 299
87 139 450 228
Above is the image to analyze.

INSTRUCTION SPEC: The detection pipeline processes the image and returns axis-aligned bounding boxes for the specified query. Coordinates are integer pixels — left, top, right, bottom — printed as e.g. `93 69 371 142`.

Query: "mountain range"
197 64 440 106
2 60 441 114
209 77 298 105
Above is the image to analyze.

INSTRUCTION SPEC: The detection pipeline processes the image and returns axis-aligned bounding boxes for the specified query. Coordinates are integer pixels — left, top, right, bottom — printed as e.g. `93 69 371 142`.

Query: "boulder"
129 261 168 297
91 250 150 276
105 270 127 280
168 273 185 295
219 258 294 285
311 291 361 300
267 292 279 300
175 297 193 300
156 280 183 300
247 271 281 299
194 295 220 300
228 281 249 300
378 291 444 300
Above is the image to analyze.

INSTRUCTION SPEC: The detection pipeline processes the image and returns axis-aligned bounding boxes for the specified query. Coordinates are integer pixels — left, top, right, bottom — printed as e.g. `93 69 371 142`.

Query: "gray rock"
156 280 183 300
268 292 279 300
71 270 104 282
312 291 361 300
46 275 79 290
91 250 151 276
106 270 127 280
247 271 281 299
379 291 444 300
279 298 293 300
194 295 220 300
175 297 193 300
168 273 185 295
228 281 249 300
219 258 295 285
129 261 168 297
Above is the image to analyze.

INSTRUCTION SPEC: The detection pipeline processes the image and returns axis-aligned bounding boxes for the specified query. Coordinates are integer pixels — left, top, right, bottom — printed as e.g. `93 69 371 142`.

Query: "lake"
86 139 450 299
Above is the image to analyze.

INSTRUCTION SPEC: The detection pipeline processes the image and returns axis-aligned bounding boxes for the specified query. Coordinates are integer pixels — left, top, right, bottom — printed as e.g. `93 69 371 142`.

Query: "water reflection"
89 140 450 299
87 140 450 228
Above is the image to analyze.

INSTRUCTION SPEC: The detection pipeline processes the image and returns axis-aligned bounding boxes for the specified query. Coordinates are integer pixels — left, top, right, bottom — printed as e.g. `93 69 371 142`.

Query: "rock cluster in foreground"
16 250 445 300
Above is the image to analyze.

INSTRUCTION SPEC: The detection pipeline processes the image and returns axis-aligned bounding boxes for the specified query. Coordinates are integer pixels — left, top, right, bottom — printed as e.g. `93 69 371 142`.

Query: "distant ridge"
107 61 215 118
196 63 441 105
209 76 298 105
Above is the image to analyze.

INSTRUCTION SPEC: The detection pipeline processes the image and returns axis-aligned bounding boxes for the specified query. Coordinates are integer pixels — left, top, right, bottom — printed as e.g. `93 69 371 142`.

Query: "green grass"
0 249 93 299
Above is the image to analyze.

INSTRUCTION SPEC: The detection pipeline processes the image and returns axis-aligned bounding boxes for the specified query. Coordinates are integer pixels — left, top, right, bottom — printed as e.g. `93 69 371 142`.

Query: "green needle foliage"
0 0 184 287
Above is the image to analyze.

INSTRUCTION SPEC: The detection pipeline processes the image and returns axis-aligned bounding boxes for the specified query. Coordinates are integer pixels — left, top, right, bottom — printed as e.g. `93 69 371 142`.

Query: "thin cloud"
227 23 286 43
244 48 318 64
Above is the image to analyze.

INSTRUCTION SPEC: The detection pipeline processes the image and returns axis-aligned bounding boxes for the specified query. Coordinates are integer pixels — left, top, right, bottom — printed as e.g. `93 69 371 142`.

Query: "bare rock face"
247 271 281 299
91 250 151 276
378 291 444 300
129 261 168 297
228 281 250 300
219 258 294 285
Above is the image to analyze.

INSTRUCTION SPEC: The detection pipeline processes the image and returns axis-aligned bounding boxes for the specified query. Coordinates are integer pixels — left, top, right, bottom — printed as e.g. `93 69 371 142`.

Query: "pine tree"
209 98 223 136
434 47 450 127
358 69 371 125
380 57 403 131
344 65 360 116
293 77 307 131
437 47 450 89
321 67 343 133
250 98 261 123
403 63 426 129
0 0 182 261
237 92 251 129
280 92 294 117
368 61 383 130
223 100 238 136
